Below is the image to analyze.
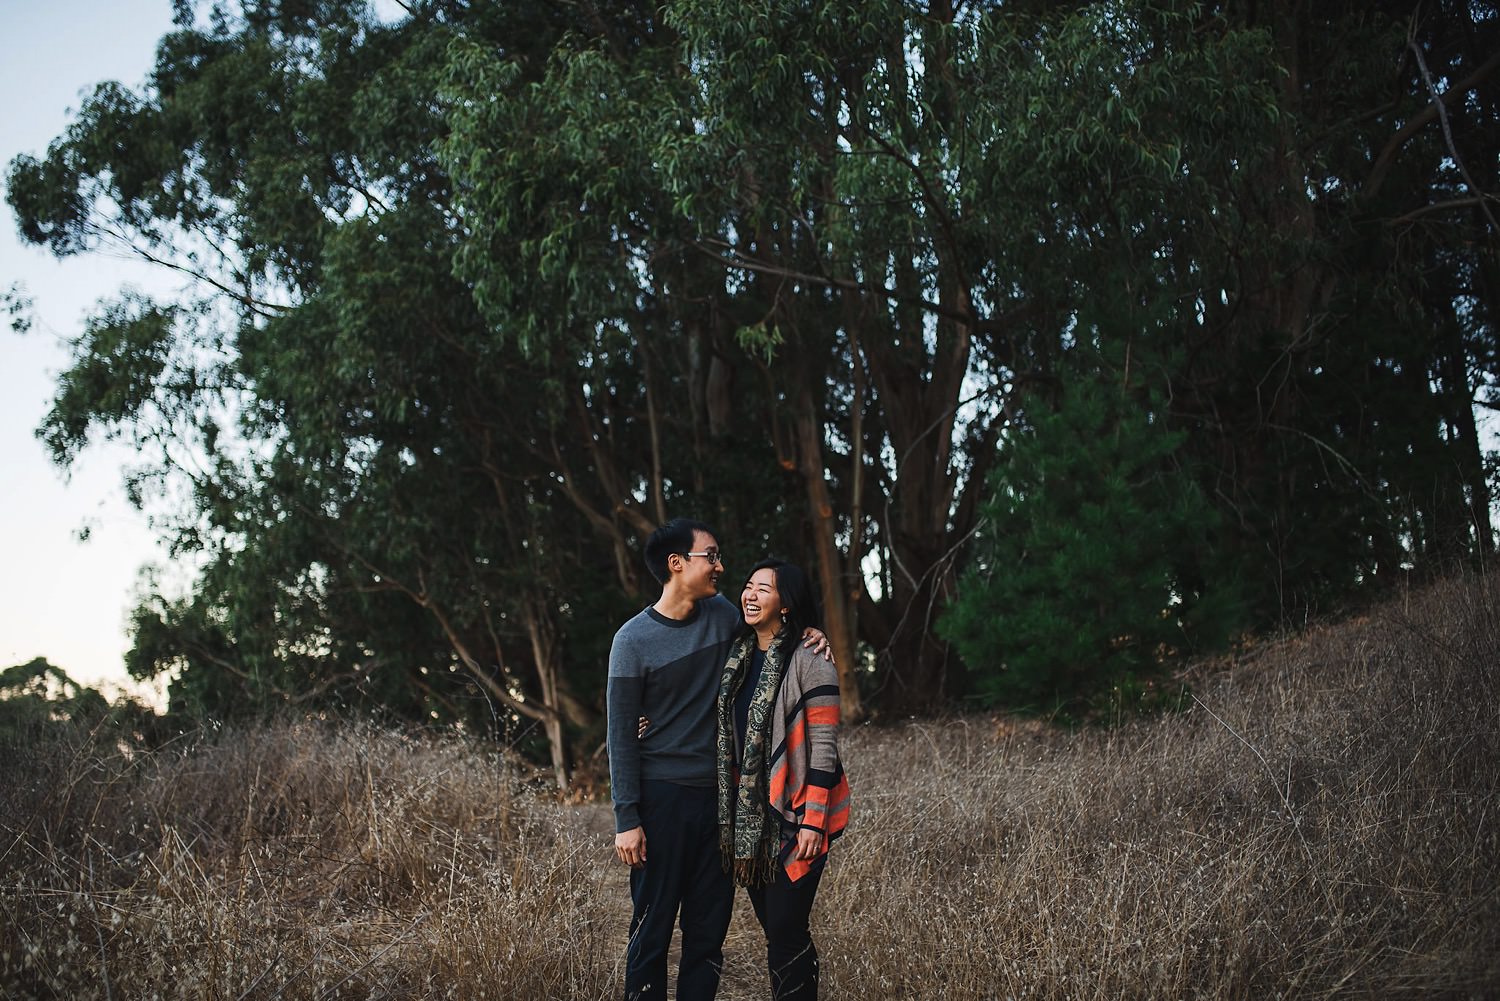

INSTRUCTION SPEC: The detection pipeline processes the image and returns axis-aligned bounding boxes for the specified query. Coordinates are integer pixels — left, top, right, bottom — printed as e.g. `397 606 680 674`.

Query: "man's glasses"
682 550 723 565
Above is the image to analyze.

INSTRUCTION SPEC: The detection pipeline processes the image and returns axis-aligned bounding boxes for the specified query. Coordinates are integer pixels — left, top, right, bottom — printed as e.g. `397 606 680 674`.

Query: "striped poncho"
744 643 851 882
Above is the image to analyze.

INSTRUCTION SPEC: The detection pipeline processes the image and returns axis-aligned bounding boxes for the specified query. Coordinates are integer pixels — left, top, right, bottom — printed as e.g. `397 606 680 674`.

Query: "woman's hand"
792 828 822 862
638 716 650 739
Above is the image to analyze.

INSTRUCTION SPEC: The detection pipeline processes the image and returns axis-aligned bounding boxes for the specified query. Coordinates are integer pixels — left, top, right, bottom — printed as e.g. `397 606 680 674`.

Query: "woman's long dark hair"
735 558 822 660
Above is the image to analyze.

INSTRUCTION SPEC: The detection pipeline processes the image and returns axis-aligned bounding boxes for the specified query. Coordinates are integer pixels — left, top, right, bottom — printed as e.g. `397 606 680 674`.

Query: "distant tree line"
7 0 1496 784
0 658 160 747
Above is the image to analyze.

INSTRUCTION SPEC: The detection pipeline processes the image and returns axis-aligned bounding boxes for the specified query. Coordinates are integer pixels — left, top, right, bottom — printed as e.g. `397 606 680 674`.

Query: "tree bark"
794 384 866 723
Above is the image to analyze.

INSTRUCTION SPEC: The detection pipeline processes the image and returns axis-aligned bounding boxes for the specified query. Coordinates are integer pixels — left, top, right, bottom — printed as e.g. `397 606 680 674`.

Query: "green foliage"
942 370 1243 718
0 659 108 727
37 294 180 463
0 658 160 747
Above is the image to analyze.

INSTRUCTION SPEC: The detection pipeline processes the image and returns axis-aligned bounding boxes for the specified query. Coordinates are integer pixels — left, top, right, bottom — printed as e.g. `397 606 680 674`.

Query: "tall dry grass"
2 572 1496 999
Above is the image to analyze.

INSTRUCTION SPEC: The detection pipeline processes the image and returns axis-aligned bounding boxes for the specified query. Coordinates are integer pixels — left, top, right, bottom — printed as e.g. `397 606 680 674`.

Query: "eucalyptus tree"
938 0 1500 707
1160 0 1500 612
437 0 1315 712
7 1 649 784
440 2 870 712
677 0 1498 705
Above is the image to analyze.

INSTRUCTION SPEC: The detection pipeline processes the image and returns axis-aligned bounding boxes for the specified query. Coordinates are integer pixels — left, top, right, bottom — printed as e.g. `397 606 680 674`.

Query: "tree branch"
1406 38 1500 231
1366 46 1500 201
1387 194 1500 226
88 220 291 319
684 235 972 326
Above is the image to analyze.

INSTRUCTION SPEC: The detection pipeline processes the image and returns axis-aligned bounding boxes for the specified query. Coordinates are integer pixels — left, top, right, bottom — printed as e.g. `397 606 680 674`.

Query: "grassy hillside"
2 573 1496 999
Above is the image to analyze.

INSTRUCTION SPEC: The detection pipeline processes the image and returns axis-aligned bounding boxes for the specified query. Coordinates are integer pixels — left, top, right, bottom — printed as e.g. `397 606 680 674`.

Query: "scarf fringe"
723 822 780 887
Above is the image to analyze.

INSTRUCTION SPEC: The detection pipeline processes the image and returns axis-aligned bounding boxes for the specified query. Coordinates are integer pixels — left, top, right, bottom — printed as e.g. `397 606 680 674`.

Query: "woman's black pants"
746 847 827 1000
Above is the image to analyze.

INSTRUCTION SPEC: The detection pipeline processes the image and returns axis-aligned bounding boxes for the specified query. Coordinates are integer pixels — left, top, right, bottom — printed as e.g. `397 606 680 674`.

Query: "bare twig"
1407 38 1500 232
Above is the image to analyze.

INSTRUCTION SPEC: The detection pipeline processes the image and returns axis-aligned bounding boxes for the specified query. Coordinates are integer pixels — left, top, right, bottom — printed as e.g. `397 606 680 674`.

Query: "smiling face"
674 529 723 600
740 566 784 639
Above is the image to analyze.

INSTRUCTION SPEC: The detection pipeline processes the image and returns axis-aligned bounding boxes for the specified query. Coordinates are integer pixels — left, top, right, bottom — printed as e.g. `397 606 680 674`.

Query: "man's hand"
791 828 822 861
615 826 647 868
800 627 836 663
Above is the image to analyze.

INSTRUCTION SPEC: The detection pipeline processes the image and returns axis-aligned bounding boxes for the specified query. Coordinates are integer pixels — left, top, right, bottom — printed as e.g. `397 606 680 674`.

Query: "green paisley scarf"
716 631 788 886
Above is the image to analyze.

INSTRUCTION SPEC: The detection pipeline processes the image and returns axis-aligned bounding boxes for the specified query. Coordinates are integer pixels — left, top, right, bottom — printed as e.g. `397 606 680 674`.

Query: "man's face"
675 530 724 599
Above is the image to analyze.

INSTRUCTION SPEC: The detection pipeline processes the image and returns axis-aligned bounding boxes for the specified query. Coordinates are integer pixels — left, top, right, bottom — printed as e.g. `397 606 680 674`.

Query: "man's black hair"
644 517 716 585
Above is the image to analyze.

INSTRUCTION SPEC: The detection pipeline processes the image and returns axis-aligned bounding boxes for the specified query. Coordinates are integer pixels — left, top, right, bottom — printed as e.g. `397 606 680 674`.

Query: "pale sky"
3 1 190 705
3 1 406 707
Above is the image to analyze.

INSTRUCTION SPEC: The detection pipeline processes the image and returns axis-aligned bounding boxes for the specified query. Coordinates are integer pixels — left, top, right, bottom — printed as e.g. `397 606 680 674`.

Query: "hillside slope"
2 573 1495 999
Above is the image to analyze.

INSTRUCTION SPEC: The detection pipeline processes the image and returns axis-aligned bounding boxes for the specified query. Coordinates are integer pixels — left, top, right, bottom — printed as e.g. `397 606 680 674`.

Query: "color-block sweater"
607 594 740 833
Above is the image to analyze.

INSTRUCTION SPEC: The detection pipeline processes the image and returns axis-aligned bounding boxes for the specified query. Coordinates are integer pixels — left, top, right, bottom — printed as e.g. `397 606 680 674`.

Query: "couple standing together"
607 518 852 1000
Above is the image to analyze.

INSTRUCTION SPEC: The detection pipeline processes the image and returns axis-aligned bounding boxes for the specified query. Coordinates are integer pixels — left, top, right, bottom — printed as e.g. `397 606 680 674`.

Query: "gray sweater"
606 594 739 832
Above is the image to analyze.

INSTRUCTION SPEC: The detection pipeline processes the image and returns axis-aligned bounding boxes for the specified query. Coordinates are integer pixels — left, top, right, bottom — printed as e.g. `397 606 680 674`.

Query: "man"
608 518 827 1001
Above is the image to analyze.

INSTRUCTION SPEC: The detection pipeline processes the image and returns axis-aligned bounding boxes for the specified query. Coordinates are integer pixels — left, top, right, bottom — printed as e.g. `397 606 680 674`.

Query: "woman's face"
740 567 784 631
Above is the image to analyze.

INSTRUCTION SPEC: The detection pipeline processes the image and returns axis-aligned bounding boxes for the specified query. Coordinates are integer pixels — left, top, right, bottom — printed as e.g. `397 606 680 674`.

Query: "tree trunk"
794 384 866 723
524 598 571 790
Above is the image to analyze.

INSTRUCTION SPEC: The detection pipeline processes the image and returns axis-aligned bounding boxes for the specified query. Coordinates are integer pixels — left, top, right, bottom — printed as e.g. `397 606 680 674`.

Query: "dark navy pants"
746 839 827 1000
625 779 733 1001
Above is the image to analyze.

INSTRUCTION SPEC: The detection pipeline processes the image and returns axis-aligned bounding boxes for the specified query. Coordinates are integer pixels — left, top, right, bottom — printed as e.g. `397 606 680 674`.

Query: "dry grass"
2 573 1496 999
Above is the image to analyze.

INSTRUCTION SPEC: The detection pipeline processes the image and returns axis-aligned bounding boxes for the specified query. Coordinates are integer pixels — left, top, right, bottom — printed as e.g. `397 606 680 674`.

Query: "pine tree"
941 373 1243 718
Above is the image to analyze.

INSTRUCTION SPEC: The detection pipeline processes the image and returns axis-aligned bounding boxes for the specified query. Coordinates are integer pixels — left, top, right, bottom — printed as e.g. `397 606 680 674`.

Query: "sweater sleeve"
606 631 645 833
793 650 842 833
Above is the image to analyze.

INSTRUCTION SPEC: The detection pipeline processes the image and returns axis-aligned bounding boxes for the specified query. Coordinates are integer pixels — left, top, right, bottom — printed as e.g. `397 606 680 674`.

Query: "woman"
717 558 850 1000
